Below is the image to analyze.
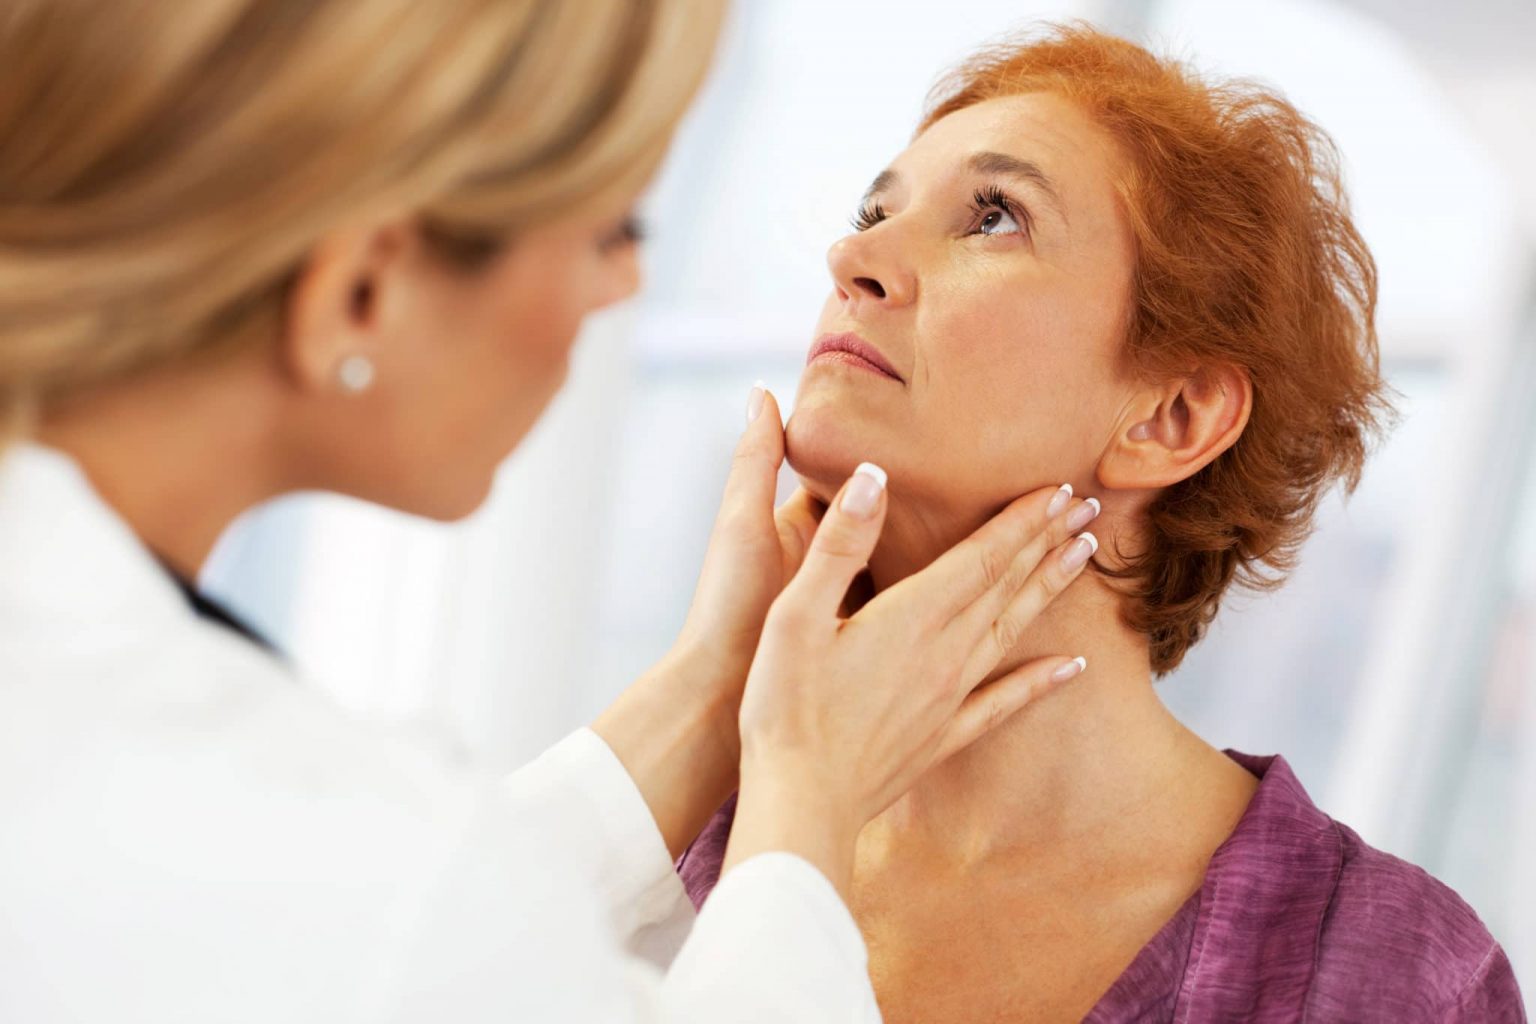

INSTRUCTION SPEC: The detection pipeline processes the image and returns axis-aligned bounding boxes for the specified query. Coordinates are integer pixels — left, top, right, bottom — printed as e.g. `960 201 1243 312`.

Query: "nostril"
853 276 886 299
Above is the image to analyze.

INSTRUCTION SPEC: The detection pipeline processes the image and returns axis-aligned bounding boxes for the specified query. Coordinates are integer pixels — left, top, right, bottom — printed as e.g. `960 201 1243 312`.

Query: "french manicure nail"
1066 496 1101 532
841 461 887 518
1047 483 1073 518
1061 531 1098 572
1050 656 1087 683
745 380 768 426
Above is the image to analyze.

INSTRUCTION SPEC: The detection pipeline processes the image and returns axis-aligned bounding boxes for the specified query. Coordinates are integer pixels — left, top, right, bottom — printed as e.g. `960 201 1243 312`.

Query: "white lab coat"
0 443 881 1022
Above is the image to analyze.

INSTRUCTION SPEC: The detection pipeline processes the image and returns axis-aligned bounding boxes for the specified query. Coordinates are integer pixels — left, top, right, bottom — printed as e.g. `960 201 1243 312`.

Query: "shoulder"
0 616 625 1017
1326 822 1491 948
1199 752 1524 1020
1308 819 1523 1020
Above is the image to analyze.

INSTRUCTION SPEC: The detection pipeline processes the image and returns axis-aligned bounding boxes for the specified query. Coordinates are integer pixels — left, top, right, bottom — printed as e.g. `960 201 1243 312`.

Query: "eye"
850 200 887 232
970 186 1030 239
978 208 1021 236
599 214 647 253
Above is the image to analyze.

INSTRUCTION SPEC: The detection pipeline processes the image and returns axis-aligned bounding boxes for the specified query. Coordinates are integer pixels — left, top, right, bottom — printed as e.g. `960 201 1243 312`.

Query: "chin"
784 388 897 504
417 492 491 523
387 467 497 523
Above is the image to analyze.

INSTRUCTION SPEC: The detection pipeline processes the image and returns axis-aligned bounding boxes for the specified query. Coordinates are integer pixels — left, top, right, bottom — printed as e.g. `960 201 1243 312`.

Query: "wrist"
725 757 861 901
590 643 745 860
656 637 747 760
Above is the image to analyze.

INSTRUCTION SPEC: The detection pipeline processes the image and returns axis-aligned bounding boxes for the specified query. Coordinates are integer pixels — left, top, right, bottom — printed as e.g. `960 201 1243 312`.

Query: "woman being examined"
679 24 1526 1023
0 2 1106 1020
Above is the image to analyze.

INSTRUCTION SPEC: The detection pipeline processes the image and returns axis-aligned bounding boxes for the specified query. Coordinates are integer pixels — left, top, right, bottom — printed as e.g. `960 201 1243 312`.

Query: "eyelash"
850 201 886 233
969 185 1031 239
849 186 1032 239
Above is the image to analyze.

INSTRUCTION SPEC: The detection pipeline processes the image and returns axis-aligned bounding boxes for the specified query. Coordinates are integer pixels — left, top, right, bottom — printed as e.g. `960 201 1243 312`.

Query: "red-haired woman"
679 23 1525 1023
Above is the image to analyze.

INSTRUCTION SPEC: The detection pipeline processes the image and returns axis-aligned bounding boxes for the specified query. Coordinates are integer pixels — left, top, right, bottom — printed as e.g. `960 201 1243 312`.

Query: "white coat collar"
0 441 189 629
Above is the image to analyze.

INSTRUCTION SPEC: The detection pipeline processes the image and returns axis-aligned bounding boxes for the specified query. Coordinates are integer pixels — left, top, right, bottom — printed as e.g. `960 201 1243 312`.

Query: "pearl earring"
337 354 376 394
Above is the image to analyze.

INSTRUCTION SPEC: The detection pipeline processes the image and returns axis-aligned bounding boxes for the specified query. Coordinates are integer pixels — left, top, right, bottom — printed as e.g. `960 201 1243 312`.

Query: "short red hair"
920 23 1394 675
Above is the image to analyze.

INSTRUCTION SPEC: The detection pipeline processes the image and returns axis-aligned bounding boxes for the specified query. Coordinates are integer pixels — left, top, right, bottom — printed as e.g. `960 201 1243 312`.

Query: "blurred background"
201 0 1536 992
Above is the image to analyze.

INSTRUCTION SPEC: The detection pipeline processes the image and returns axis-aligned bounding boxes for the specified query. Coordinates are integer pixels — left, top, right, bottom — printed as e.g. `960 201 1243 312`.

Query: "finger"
881 482 1080 630
778 463 888 620
718 382 785 526
958 494 1100 638
773 487 828 581
955 528 1098 686
942 489 1099 660
932 654 1086 764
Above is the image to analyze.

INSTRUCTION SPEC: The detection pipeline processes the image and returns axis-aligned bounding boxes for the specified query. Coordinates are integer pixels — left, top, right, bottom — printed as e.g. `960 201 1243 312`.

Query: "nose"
826 229 915 309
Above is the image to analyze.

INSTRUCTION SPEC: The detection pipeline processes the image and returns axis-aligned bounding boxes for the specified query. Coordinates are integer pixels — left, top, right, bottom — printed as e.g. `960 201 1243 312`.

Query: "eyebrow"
861 168 900 204
862 151 1068 224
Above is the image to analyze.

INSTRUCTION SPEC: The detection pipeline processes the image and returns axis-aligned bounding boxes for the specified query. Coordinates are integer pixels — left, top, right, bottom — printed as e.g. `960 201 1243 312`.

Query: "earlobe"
335 353 377 394
280 226 386 394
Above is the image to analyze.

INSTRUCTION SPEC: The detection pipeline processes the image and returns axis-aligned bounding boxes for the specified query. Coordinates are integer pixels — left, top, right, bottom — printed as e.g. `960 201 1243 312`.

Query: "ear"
1098 363 1253 491
280 221 407 393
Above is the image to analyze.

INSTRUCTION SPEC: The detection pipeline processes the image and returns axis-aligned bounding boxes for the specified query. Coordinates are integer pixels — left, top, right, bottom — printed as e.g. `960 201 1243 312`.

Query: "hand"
725 468 1100 897
669 382 826 731
591 383 829 857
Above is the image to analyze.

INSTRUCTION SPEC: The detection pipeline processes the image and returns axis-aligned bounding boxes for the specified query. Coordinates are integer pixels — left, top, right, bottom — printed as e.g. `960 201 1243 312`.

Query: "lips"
806 332 903 383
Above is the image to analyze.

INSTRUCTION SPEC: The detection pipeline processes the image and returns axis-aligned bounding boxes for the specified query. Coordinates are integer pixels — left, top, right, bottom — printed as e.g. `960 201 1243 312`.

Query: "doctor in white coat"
0 1 1098 1019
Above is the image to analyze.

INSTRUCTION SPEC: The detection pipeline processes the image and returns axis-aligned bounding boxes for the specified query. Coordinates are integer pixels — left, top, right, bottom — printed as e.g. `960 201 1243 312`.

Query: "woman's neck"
850 493 1254 874
34 353 287 583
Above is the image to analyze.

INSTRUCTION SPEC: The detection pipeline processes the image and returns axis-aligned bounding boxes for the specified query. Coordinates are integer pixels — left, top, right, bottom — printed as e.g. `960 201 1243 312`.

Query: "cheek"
492 283 581 369
464 246 596 396
921 278 1079 401
414 254 589 455
918 275 1123 469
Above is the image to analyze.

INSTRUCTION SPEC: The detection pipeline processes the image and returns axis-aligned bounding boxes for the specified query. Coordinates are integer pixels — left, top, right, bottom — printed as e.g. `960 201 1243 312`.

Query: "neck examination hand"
723 464 1100 901
592 384 827 858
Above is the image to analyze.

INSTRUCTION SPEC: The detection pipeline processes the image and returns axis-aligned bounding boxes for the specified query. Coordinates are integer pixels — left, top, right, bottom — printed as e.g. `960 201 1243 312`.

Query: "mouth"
806 332 904 383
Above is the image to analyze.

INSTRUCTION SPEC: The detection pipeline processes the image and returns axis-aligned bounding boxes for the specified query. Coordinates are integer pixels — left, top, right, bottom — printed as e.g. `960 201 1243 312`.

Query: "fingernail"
1046 483 1073 518
1050 656 1087 684
745 380 768 426
1066 497 1100 532
841 461 887 518
1061 531 1098 572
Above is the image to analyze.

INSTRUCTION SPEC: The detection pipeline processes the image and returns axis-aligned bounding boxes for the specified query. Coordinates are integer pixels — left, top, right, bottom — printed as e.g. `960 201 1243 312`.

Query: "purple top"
677 751 1526 1021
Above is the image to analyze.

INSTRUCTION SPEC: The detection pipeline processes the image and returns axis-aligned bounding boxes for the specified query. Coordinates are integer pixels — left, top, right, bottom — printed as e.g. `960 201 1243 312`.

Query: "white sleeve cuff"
502 726 693 949
664 851 879 1020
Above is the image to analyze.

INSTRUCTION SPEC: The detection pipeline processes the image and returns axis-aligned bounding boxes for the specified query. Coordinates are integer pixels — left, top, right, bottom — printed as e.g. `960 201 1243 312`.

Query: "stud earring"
337 354 376 394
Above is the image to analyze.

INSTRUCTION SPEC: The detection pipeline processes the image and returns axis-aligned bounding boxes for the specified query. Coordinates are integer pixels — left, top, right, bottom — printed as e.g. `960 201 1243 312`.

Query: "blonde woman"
0 2 1102 1020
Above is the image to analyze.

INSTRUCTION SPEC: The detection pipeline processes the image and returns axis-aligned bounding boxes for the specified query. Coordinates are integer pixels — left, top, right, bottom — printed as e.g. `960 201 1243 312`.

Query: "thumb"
780 462 888 619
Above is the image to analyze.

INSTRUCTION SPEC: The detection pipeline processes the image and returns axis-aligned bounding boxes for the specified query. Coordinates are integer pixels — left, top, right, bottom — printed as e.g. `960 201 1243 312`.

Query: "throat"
856 682 1260 884
848 742 1259 1024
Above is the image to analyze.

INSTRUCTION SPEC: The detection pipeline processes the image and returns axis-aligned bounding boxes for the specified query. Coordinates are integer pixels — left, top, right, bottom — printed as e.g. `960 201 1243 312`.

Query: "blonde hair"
0 0 724 443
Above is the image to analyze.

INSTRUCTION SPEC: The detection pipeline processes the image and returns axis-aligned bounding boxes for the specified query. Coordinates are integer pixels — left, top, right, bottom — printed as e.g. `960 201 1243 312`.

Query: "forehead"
897 92 1126 223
